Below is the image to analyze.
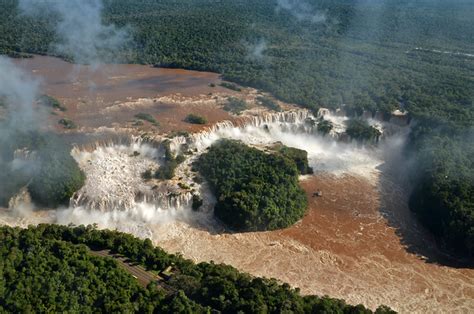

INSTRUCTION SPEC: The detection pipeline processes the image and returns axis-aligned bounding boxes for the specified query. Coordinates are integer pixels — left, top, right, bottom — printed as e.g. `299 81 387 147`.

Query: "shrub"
142 169 153 180
154 141 184 180
256 96 281 112
178 182 190 190
58 118 77 129
317 118 333 135
223 97 248 115
155 161 177 180
168 130 189 138
175 154 186 164
184 114 207 125
345 119 381 143
134 112 159 126
219 82 241 92
38 95 66 111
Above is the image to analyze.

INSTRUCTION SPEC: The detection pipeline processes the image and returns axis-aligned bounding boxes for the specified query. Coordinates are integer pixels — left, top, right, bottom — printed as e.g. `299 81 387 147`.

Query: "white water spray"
171 109 384 179
44 108 406 234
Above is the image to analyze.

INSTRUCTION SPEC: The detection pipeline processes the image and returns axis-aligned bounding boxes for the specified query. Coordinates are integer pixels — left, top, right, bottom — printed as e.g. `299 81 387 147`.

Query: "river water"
2 55 473 313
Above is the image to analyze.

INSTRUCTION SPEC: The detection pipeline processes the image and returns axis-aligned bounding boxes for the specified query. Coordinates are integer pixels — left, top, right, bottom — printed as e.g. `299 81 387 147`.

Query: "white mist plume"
276 0 326 23
56 204 194 239
56 198 220 240
190 116 383 180
247 39 268 60
59 110 399 237
0 56 40 132
19 0 131 65
0 56 44 212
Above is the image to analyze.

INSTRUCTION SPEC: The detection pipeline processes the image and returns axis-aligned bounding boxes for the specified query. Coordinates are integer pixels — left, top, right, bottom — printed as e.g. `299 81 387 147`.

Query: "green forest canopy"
0 131 85 207
1 0 472 124
0 224 395 313
196 140 308 231
0 0 472 255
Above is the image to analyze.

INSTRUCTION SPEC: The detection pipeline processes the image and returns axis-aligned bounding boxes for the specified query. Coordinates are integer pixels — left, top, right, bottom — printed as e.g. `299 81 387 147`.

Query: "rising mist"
19 0 131 65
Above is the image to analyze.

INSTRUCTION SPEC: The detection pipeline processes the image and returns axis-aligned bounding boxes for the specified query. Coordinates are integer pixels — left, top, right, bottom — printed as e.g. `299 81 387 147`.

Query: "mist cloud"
0 56 40 134
0 56 43 206
19 0 131 65
276 0 326 23
247 39 267 61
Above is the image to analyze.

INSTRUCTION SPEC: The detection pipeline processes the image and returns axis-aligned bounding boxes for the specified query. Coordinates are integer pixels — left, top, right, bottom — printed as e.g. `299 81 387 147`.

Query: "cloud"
19 0 131 65
0 56 40 132
276 0 326 23
0 56 44 205
247 39 268 61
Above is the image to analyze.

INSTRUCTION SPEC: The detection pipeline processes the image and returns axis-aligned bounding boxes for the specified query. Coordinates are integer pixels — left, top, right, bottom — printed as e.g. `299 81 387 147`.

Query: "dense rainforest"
0 224 395 313
196 140 308 231
0 131 85 208
0 0 472 255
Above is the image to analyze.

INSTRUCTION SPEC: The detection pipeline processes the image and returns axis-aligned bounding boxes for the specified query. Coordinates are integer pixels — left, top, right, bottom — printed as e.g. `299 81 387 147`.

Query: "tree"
196 139 307 231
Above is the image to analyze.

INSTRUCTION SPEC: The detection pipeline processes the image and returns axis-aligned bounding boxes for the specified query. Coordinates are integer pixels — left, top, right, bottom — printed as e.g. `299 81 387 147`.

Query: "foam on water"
194 122 382 179
172 109 383 180
55 203 192 239
3 109 397 232
70 141 161 210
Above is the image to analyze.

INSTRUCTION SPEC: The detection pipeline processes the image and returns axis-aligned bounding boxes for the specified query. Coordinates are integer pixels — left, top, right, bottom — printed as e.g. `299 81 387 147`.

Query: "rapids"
1 107 471 313
60 108 399 231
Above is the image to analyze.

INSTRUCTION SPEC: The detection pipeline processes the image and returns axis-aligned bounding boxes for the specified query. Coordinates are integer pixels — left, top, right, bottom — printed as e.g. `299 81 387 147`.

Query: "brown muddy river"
13 55 234 133
6 55 474 313
156 175 474 313
14 55 222 100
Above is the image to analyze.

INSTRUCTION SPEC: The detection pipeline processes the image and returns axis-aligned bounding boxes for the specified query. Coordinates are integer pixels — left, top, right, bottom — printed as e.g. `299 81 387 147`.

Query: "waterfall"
13 148 36 160
168 109 317 153
70 134 200 210
8 187 33 211
69 107 408 217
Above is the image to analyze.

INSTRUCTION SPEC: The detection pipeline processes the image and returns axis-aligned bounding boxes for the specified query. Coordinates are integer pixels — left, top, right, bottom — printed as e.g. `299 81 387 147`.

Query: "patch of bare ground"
155 175 474 313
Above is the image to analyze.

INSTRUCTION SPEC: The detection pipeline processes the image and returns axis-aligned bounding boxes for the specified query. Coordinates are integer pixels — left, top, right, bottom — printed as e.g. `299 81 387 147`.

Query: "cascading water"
169 109 390 179
70 139 160 211
60 136 206 237
170 109 317 153
70 136 200 211
61 107 408 232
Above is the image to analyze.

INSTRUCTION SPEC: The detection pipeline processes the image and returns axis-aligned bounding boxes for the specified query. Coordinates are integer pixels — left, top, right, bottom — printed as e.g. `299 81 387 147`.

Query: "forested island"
196 140 308 231
0 224 395 313
0 0 471 275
